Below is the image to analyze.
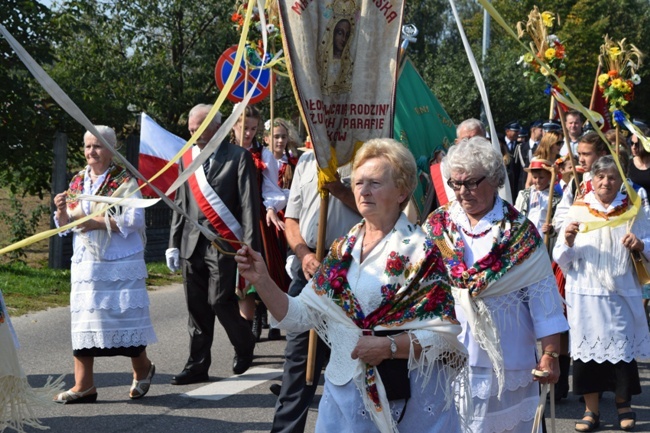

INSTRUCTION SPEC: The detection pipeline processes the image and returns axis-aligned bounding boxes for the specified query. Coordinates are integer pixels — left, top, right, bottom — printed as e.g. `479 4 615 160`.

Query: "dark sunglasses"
447 176 487 191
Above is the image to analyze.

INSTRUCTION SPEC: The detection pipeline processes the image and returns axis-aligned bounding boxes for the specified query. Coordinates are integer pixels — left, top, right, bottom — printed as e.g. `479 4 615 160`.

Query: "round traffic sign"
215 45 273 104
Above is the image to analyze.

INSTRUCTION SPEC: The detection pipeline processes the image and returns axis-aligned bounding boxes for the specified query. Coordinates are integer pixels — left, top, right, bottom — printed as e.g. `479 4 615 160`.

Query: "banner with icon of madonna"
278 0 404 181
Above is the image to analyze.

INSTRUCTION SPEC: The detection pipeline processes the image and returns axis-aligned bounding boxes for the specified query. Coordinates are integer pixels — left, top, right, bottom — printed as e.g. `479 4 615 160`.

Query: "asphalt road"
10 283 650 432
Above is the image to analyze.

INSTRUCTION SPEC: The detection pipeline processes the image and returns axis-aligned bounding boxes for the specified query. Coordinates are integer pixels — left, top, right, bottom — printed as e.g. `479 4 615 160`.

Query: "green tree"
49 0 240 140
1 0 59 197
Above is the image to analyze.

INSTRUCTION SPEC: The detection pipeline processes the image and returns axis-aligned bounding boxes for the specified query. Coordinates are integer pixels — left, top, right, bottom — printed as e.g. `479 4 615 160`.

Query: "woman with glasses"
423 137 568 433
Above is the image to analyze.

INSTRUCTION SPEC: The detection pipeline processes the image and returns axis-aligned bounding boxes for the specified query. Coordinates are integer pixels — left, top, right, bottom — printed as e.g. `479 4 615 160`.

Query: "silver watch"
386 335 397 359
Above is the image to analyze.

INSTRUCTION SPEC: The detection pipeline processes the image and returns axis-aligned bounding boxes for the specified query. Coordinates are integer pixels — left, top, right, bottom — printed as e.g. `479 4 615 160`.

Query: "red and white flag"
138 113 185 198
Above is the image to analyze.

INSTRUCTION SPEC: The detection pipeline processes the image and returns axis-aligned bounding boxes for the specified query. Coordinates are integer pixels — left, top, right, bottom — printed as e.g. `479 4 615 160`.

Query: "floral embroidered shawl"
423 198 553 397
302 214 468 433
424 199 542 296
66 163 132 214
65 163 140 257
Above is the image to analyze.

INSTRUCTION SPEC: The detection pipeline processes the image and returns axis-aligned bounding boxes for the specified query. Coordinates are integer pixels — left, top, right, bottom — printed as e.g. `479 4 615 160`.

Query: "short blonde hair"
352 138 417 210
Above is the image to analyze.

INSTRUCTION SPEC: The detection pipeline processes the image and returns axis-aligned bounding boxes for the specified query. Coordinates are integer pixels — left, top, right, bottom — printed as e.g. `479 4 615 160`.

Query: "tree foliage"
2 0 650 198
1 0 58 197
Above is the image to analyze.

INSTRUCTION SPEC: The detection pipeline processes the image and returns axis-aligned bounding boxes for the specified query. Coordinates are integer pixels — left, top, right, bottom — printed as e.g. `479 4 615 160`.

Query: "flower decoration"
516 7 567 91
231 0 286 74
597 35 644 115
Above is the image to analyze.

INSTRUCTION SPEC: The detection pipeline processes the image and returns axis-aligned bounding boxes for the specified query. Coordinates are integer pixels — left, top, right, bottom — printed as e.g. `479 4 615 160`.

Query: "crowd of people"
5 103 650 433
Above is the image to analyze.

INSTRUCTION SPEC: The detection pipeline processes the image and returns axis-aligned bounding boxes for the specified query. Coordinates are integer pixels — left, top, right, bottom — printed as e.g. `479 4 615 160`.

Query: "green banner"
394 58 456 220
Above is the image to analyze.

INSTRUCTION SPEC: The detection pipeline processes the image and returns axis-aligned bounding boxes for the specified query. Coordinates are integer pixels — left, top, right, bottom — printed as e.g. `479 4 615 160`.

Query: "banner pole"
306 191 330 385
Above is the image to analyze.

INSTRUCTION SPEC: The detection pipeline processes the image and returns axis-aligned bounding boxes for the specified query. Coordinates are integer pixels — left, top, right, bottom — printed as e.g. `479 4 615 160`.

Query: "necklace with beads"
460 225 492 239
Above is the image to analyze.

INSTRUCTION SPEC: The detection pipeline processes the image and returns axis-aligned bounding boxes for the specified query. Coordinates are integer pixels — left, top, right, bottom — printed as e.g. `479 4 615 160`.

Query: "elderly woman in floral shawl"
423 137 568 433
236 138 468 433
53 126 156 404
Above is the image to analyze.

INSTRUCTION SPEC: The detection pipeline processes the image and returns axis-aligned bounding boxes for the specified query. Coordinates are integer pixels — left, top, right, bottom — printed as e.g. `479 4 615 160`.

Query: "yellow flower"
598 73 610 87
611 78 631 93
541 12 555 28
540 65 551 76
523 52 534 63
609 47 621 58
545 48 556 60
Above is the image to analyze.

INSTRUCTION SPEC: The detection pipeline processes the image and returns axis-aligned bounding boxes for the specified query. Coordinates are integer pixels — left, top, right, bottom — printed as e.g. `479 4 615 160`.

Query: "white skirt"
566 289 650 363
315 365 462 433
70 251 156 350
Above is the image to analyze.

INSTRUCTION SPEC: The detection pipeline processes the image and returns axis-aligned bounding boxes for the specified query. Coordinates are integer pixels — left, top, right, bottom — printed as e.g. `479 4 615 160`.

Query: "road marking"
181 367 283 401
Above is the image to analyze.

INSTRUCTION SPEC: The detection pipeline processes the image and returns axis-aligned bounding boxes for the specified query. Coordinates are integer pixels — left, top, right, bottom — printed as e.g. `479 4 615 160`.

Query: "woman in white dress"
423 137 569 433
236 138 468 433
53 126 156 403
554 155 650 432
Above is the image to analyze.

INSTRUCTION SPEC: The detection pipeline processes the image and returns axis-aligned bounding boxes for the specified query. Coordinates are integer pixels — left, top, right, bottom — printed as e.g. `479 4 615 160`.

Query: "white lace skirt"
566 289 650 363
458 367 540 433
70 251 157 350
315 366 462 433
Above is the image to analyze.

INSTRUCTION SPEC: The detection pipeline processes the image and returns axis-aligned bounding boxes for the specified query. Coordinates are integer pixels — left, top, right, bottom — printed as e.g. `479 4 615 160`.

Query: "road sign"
215 45 273 104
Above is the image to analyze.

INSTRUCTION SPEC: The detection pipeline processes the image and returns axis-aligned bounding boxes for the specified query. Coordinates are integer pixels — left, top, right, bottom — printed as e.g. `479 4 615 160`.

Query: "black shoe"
268 328 282 340
170 369 210 385
233 354 254 375
269 383 281 396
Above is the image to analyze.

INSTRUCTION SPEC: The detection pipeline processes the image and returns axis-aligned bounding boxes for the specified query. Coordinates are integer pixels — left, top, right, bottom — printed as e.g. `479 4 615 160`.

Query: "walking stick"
544 165 556 249
306 191 330 385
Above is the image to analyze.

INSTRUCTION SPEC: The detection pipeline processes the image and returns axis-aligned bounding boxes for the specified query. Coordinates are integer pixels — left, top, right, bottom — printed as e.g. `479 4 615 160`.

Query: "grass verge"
1 262 182 317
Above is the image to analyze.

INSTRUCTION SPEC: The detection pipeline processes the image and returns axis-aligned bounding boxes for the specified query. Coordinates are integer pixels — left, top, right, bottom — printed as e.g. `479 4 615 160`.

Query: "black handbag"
373 330 411 401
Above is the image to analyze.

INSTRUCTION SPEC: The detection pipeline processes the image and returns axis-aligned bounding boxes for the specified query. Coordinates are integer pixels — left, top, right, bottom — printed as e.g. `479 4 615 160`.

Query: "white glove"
165 248 180 272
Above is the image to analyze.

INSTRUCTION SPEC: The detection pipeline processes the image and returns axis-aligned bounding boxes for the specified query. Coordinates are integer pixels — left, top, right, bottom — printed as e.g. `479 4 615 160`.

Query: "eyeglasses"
447 176 487 191
631 141 640 148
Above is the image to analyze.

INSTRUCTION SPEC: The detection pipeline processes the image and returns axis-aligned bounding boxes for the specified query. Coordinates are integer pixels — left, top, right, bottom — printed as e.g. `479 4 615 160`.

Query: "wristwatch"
543 350 559 358
386 335 397 359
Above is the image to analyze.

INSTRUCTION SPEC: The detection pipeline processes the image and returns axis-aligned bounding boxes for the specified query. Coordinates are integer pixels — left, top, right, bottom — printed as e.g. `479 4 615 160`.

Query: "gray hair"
84 125 116 147
591 155 621 179
189 103 222 126
442 136 506 188
456 118 486 139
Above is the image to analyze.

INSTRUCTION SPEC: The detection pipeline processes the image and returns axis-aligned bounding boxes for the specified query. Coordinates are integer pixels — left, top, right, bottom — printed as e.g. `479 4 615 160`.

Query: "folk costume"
58 164 156 356
553 190 650 397
424 198 568 433
274 214 469 433
0 290 63 433
245 140 289 293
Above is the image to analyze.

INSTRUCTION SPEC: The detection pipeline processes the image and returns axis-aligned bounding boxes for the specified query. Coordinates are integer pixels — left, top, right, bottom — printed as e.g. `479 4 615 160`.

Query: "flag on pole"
394 59 456 219
278 0 404 179
138 113 185 198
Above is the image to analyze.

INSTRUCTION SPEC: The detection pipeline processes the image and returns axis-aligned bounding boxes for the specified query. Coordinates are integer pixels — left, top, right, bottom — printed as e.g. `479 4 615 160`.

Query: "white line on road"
181 367 283 401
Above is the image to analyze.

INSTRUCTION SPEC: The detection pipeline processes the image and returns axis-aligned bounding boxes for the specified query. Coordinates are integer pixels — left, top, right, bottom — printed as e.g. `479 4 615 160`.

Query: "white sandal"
130 362 155 399
54 387 97 404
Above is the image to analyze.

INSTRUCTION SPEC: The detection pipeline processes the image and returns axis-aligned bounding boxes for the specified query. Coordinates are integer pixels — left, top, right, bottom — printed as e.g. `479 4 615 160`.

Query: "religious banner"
278 0 405 179
394 58 456 219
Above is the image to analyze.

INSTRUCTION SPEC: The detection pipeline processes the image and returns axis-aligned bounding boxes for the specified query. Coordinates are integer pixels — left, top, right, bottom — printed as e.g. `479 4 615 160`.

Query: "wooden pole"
305 191 330 385
548 95 556 122
589 64 602 112
544 166 556 249
270 70 275 155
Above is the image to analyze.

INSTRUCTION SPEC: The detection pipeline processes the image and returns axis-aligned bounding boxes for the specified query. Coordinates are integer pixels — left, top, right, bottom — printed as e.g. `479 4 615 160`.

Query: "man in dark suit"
166 103 261 384
504 121 522 197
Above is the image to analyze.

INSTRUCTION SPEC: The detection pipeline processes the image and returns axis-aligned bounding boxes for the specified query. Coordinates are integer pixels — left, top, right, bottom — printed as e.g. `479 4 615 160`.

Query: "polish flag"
138 113 185 198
